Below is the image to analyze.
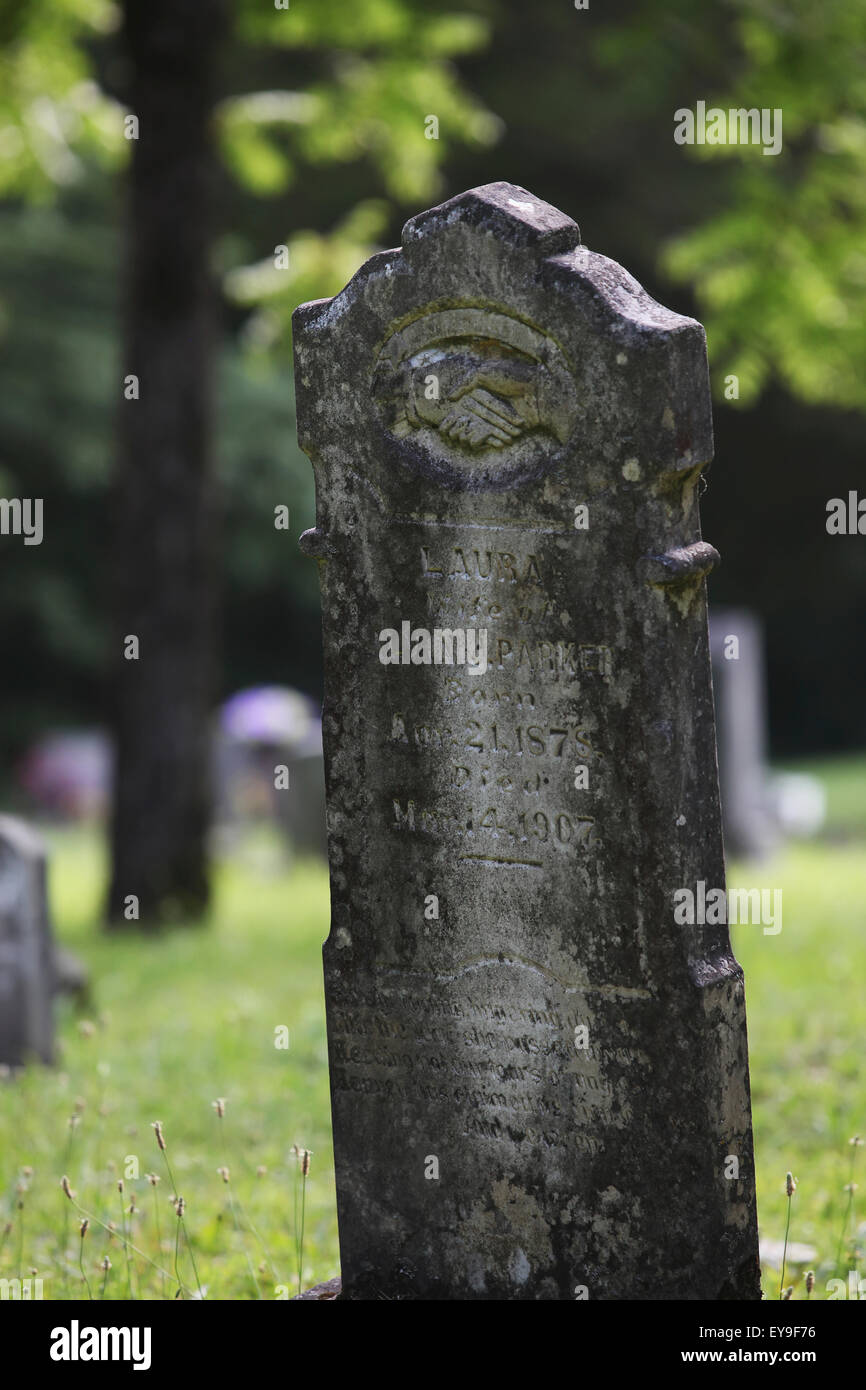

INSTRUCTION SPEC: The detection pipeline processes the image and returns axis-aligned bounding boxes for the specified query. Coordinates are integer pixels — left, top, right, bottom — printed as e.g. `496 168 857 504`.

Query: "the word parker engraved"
294 182 761 1300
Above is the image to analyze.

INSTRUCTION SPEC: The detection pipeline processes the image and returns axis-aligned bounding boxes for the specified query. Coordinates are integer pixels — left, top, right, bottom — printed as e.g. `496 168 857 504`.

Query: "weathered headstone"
214 686 327 857
0 816 55 1066
295 183 760 1300
277 743 327 859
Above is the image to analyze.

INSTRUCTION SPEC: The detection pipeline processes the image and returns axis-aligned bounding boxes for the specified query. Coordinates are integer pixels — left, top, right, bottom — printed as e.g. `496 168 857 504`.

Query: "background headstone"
709 608 826 859
214 685 327 857
0 815 55 1066
296 182 761 1300
276 741 327 858
709 608 780 860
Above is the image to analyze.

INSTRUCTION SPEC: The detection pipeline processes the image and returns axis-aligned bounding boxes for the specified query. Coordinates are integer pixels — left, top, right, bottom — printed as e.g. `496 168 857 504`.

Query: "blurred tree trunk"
107 0 225 926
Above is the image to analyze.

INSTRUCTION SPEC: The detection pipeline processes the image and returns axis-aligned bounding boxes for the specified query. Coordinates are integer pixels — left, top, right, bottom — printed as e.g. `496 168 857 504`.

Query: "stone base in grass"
293 1277 342 1300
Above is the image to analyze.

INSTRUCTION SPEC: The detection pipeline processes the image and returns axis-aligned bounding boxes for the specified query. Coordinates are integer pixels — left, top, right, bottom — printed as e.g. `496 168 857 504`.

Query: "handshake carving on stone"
403 354 542 450
373 307 579 466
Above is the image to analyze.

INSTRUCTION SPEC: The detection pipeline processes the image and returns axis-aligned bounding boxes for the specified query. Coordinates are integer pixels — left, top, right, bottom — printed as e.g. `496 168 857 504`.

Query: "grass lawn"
779 751 866 843
733 840 866 1299
0 826 338 1300
0 751 863 1300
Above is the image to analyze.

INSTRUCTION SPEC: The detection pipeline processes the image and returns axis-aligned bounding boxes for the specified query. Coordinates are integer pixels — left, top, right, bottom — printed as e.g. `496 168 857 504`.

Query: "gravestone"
295 182 761 1300
277 742 327 859
0 816 55 1066
709 608 779 860
214 686 327 858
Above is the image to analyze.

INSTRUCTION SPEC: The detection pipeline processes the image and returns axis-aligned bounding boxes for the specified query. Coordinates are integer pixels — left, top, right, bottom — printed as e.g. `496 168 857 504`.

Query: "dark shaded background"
0 0 863 773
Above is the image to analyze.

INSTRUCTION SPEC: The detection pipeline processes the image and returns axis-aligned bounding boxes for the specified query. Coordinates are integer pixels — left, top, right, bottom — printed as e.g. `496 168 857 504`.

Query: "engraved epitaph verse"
294 183 761 1300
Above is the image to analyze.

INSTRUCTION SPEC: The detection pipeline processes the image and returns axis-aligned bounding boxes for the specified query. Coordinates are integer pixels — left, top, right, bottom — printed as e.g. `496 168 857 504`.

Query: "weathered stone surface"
295 182 760 1300
293 1276 342 1300
0 816 55 1066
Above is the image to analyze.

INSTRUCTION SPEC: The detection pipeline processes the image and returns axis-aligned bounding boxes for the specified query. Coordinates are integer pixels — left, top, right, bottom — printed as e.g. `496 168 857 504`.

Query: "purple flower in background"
219 685 321 756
